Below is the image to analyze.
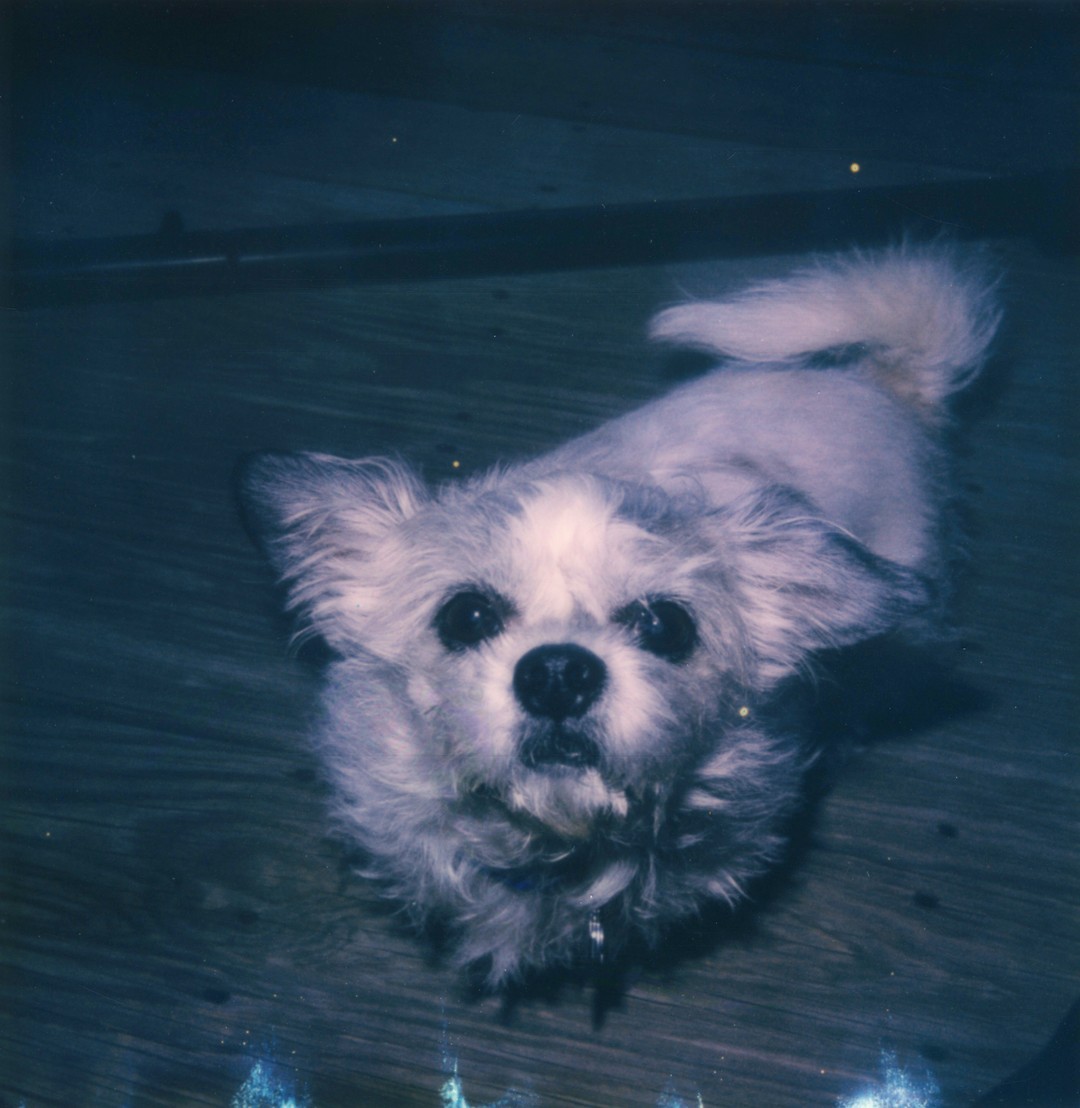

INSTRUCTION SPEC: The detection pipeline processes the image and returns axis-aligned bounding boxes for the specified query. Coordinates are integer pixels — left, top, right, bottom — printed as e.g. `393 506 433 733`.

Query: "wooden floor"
3 5 1077 1106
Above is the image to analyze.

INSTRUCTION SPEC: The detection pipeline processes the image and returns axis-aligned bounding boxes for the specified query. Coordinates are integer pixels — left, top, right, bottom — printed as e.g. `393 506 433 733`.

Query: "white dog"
240 246 998 987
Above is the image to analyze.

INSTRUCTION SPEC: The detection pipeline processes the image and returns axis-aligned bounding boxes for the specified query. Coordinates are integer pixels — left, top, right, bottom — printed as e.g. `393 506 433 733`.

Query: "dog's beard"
504 763 629 843
453 734 632 847
446 702 700 851
455 759 670 910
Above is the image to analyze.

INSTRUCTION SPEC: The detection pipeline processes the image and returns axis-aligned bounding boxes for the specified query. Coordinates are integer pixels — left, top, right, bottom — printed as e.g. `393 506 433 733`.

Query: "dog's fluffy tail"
649 245 1000 416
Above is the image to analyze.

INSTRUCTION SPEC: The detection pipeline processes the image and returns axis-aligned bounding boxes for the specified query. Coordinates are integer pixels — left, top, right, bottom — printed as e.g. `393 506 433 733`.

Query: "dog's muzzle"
513 643 606 768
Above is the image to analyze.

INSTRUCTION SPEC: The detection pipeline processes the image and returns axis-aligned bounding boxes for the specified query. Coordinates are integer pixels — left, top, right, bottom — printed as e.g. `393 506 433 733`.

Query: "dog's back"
546 245 1000 579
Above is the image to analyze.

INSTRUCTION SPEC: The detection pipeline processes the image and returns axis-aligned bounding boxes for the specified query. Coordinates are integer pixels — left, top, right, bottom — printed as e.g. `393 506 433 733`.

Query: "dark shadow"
972 997 1080 1107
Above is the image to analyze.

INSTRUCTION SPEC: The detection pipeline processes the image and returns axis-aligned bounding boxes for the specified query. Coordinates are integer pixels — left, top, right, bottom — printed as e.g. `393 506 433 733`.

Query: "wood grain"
3 8 1077 1107
4 244 1076 1107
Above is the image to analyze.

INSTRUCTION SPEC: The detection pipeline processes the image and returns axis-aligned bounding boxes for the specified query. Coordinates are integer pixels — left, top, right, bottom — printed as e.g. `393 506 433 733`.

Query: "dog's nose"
513 644 607 721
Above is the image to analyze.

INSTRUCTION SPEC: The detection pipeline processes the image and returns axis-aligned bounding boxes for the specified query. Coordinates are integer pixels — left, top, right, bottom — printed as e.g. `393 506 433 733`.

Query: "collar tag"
588 910 605 964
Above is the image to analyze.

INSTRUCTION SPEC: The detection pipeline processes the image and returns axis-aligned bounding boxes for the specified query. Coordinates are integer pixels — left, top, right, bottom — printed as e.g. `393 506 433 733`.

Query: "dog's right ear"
236 451 428 648
711 486 934 686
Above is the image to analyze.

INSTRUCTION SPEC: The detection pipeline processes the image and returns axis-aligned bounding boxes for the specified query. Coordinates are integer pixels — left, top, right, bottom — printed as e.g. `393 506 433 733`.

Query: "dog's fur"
239 246 998 987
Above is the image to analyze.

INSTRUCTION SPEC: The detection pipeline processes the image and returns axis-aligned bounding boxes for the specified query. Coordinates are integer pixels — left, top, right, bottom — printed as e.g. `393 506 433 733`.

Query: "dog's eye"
614 598 697 662
434 590 507 651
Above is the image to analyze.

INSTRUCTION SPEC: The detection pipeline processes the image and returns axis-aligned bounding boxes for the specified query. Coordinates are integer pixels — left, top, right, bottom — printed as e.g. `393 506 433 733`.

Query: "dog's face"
242 453 925 850
392 475 747 842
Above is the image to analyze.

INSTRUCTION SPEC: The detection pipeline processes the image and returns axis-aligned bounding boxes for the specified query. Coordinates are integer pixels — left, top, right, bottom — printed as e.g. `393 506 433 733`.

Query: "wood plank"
2 238 1076 1106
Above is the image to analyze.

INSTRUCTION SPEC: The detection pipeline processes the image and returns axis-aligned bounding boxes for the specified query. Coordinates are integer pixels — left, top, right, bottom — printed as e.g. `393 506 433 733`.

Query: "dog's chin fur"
239 245 999 988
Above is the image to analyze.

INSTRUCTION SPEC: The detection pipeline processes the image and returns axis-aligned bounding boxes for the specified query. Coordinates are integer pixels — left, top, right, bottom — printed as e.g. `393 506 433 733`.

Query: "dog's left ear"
716 488 933 684
237 451 429 648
